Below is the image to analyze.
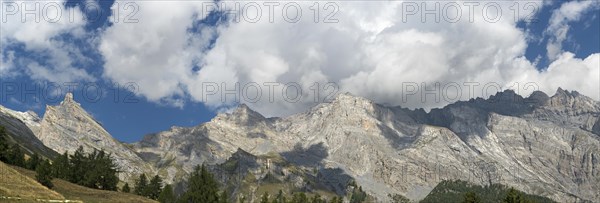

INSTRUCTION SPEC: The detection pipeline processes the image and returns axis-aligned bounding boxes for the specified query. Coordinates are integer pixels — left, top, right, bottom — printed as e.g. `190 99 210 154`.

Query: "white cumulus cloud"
0 0 95 83
96 0 599 116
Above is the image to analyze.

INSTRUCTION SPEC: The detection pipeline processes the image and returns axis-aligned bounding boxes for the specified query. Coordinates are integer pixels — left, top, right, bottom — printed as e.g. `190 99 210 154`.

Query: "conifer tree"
291 192 308 203
52 152 70 179
26 153 41 170
36 159 53 188
158 184 176 203
311 194 323 203
82 149 119 190
260 192 269 203
0 126 9 161
69 146 87 184
135 174 149 196
122 183 131 193
463 191 481 203
329 197 342 203
7 144 24 167
179 164 220 203
504 188 523 203
146 175 163 200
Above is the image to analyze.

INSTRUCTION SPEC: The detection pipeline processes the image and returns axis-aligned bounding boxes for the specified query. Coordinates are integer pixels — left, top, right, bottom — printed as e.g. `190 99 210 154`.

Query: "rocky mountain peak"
332 92 370 103
34 92 154 182
526 91 550 106
547 88 598 109
57 92 83 109
211 103 269 129
325 92 376 113
487 89 525 103
62 92 75 103
233 104 263 118
214 103 265 120
127 88 600 202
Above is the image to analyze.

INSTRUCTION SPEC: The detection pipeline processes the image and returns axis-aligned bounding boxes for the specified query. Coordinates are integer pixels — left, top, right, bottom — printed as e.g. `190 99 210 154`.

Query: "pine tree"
36 159 53 188
69 146 87 184
350 186 367 203
158 184 176 203
329 197 343 203
311 194 323 203
82 149 119 190
463 191 480 203
504 188 523 203
7 144 24 167
260 192 270 203
26 153 41 170
134 174 149 196
97 150 119 191
52 152 70 179
179 164 220 203
122 183 131 193
291 192 308 203
0 126 9 162
146 175 163 199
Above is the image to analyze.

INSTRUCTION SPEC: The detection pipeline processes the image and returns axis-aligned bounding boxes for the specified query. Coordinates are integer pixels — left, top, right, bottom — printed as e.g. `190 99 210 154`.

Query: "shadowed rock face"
0 105 56 158
134 88 600 202
32 93 154 182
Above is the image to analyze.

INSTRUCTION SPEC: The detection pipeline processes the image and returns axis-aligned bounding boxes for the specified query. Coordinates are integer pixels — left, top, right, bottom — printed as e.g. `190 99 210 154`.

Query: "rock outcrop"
135 89 600 202
33 93 154 182
3 88 598 202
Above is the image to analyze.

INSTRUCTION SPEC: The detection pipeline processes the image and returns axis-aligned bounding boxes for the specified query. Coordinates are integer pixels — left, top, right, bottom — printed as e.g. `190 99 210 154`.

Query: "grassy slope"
8 164 158 203
0 161 65 201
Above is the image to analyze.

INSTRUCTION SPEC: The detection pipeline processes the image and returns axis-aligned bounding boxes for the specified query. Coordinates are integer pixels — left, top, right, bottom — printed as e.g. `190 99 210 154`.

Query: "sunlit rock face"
4 89 597 202
34 93 154 182
134 89 600 202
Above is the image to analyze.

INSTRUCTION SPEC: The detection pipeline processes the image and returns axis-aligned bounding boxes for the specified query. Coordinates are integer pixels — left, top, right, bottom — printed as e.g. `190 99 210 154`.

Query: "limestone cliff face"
134 104 298 182
3 89 598 202
34 93 154 182
135 89 600 202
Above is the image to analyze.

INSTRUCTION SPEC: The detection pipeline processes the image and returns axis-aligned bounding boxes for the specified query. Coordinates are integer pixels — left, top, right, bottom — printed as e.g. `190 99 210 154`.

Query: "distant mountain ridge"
134 88 600 202
1 88 598 202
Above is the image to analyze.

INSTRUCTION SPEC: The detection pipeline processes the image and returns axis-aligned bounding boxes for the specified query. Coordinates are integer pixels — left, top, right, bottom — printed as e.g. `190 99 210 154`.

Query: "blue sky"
1 0 599 143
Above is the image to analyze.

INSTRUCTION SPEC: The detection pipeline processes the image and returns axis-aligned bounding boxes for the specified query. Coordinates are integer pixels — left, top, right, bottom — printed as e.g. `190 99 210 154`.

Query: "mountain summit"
2 89 598 202
134 89 600 202
34 93 154 181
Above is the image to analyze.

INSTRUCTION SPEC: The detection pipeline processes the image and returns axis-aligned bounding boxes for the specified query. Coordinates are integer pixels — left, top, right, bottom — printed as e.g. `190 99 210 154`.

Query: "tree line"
4 125 374 203
127 164 351 203
0 126 119 190
0 126 53 188
421 180 556 203
462 187 547 203
52 146 120 190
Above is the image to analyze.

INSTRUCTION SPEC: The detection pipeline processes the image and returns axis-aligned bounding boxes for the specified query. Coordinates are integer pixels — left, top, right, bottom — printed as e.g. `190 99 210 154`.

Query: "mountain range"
0 88 598 202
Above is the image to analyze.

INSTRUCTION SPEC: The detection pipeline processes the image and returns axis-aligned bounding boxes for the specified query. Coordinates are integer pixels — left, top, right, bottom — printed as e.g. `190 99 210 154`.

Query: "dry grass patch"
0 161 65 201
10 165 157 203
